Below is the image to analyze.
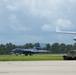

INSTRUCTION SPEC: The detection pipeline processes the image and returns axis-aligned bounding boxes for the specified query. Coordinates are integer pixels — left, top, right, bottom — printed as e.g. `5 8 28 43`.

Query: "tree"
23 43 34 49
0 42 75 55
59 43 67 53
28 43 34 48
46 43 51 51
66 44 72 52
0 44 6 54
5 43 16 54
72 43 76 50
51 43 59 54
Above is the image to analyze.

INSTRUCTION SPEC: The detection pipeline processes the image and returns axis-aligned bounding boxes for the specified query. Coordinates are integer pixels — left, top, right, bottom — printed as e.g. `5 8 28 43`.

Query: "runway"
0 61 76 75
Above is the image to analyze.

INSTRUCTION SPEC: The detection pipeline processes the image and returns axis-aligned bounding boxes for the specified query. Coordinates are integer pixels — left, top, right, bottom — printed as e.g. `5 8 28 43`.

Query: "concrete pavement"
0 61 76 75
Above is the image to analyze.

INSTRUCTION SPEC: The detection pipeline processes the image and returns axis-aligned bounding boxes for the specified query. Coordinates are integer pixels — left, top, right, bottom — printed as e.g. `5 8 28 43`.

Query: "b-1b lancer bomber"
11 48 50 56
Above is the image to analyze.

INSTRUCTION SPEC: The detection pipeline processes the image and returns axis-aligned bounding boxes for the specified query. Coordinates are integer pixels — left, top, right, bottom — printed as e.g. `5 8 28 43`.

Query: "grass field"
0 54 63 61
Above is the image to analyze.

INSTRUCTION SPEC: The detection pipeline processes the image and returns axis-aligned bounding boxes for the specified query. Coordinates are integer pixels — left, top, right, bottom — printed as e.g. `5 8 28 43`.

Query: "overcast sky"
0 0 76 45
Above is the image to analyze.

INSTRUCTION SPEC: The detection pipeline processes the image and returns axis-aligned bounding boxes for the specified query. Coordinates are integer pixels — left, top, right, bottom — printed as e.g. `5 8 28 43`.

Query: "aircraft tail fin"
34 47 41 50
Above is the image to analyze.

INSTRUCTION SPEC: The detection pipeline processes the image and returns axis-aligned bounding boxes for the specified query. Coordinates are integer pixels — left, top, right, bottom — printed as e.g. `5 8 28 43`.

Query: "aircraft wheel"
25 54 28 56
29 53 33 56
15 53 19 56
74 57 76 60
63 56 67 60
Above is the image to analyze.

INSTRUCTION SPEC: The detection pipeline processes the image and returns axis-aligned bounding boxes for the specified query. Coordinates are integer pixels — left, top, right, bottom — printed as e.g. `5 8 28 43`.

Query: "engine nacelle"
73 37 76 41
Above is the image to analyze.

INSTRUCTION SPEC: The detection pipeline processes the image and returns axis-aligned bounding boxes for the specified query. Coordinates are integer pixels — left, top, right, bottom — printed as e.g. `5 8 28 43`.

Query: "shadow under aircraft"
11 47 50 56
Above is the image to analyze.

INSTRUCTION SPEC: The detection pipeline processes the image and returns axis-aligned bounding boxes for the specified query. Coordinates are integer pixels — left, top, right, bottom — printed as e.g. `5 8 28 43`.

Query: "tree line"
0 42 76 55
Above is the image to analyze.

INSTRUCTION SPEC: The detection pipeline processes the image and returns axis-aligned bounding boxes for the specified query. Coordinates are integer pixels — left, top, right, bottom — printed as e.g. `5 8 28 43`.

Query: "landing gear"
25 53 33 56
25 54 28 56
15 53 19 56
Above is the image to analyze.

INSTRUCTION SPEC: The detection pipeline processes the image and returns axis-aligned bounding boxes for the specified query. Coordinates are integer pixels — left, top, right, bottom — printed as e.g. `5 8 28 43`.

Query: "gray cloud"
0 0 76 44
8 14 31 31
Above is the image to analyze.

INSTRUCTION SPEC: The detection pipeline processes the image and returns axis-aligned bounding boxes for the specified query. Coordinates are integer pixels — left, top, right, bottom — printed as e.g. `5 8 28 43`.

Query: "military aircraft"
11 47 50 56
56 27 76 41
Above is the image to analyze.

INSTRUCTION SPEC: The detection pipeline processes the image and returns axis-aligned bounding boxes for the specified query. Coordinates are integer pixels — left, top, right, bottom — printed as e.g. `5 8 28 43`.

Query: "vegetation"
0 54 63 61
0 42 76 55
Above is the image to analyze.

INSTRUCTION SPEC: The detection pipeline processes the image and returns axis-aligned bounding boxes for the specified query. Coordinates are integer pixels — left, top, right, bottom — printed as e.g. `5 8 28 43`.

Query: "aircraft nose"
73 37 76 41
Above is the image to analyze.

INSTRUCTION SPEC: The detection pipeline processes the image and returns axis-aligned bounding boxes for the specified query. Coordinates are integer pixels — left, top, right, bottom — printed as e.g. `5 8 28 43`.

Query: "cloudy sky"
0 0 76 45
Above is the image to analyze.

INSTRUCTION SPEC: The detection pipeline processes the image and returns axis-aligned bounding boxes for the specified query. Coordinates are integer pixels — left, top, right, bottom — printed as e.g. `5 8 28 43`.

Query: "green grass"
0 54 63 61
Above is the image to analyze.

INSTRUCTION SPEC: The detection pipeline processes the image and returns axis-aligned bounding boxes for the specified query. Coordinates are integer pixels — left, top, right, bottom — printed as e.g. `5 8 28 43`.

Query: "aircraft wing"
56 27 76 34
57 31 76 34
